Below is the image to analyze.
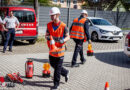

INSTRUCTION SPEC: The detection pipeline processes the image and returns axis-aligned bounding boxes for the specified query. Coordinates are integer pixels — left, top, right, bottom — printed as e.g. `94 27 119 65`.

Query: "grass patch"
121 28 130 30
36 36 46 43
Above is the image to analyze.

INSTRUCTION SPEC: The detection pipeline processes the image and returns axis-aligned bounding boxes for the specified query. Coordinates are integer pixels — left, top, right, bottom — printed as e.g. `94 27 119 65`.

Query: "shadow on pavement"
33 75 45 78
13 40 30 46
63 62 71 67
124 89 130 90
27 58 49 63
94 51 130 68
63 61 83 67
0 40 30 46
21 75 64 89
20 75 53 88
92 40 119 43
23 80 52 88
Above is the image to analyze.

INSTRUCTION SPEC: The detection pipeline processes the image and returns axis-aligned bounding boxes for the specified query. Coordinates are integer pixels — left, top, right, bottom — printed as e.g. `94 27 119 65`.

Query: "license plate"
15 30 23 34
113 38 119 40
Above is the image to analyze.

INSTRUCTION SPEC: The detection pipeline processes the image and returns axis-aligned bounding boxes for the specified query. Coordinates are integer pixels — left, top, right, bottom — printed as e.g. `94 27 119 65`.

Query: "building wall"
52 0 84 9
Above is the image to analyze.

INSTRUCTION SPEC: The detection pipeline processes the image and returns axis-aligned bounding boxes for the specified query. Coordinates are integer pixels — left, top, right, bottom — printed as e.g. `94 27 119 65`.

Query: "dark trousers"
49 55 68 86
71 39 85 65
3 28 15 51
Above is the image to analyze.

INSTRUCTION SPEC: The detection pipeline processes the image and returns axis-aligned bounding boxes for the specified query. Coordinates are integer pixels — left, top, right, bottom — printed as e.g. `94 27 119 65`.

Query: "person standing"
45 7 70 90
70 10 91 67
2 11 19 53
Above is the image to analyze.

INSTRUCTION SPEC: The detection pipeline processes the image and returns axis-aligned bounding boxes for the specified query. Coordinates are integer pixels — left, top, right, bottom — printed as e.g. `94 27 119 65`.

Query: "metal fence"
39 6 130 29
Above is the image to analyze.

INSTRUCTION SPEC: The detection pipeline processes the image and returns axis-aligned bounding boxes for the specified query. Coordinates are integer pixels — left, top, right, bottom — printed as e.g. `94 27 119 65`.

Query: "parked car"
124 32 130 57
0 7 38 45
87 17 123 41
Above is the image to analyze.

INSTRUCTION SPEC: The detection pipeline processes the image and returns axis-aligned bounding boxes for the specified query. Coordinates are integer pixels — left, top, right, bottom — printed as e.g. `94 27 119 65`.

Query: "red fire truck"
0 7 38 44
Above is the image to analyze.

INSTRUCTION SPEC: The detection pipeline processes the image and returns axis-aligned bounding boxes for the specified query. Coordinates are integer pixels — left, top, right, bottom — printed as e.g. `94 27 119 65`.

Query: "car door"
88 20 95 37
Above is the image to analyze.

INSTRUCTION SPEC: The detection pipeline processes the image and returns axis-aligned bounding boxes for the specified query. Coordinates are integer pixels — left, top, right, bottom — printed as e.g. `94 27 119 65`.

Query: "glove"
88 40 92 44
59 39 64 44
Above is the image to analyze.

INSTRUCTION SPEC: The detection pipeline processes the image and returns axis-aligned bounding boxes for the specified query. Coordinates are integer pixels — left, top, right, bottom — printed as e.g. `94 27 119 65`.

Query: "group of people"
0 7 91 90
0 11 19 53
45 7 91 90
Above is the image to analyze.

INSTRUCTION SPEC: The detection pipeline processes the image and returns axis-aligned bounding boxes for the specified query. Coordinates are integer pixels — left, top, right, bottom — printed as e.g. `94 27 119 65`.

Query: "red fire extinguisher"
25 59 34 78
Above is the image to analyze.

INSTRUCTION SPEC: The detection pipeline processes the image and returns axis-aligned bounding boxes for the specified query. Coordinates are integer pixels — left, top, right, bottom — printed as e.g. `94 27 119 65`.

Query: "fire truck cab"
0 7 38 44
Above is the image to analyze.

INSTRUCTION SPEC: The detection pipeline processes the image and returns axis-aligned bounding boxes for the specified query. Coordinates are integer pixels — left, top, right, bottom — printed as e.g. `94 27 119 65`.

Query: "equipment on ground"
87 44 94 56
6 72 23 83
0 75 6 87
42 63 51 78
25 59 34 78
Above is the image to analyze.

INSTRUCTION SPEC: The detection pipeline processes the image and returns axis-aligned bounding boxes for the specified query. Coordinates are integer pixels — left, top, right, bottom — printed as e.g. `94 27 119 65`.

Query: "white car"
87 17 123 41
124 32 130 57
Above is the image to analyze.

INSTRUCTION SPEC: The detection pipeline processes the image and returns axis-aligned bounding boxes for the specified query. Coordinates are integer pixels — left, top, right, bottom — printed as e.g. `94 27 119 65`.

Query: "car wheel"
28 39 37 44
91 32 98 41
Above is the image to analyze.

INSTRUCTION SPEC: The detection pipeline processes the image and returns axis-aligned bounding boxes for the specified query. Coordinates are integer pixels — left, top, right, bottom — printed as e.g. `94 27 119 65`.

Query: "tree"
24 0 60 7
2 0 23 5
26 0 50 5
38 0 50 6
83 0 130 11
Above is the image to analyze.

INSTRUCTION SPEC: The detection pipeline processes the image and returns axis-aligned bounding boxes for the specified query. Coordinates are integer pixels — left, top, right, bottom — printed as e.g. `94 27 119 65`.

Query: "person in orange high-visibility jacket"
45 7 70 90
70 10 91 67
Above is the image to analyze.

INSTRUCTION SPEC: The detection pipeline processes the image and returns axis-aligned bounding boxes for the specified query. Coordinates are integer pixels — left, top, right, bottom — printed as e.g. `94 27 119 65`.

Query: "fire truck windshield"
13 10 35 22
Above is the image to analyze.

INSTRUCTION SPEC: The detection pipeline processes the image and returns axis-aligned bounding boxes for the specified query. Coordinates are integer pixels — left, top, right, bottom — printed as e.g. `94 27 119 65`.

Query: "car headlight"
99 29 109 34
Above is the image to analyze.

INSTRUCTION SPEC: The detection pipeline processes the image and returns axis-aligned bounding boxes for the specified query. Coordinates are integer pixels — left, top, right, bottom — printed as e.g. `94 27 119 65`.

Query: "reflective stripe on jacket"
47 21 66 57
70 18 87 40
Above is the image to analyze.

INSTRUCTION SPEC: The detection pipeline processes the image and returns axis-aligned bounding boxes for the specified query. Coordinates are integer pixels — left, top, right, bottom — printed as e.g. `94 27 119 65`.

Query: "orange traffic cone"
49 36 58 52
104 82 109 90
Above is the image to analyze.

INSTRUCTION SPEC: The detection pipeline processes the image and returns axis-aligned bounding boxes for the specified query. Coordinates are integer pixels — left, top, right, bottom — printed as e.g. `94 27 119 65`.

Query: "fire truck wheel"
0 33 3 45
28 39 36 44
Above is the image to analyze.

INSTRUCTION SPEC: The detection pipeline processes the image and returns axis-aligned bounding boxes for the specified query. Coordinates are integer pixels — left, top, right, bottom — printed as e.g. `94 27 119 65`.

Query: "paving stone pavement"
0 37 130 90
0 38 124 54
0 48 130 90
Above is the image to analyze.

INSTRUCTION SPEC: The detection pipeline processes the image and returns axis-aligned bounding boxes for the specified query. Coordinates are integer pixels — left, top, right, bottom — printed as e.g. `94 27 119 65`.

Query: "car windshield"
91 19 112 25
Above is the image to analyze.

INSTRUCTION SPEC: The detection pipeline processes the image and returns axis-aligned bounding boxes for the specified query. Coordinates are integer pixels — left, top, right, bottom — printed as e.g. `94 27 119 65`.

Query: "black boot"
81 59 86 64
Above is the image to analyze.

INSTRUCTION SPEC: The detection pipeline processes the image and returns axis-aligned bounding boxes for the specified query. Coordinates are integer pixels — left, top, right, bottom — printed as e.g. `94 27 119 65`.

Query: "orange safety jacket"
70 18 87 40
47 21 66 57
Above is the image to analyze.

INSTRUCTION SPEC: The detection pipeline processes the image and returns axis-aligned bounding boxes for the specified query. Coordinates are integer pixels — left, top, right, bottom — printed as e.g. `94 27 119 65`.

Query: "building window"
53 0 57 3
60 0 64 3
73 0 77 4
